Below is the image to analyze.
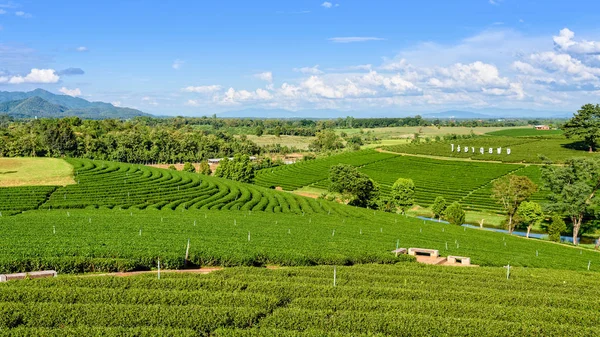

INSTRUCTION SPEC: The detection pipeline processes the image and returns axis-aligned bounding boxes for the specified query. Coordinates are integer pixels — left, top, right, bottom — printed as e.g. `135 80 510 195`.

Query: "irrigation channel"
416 216 580 244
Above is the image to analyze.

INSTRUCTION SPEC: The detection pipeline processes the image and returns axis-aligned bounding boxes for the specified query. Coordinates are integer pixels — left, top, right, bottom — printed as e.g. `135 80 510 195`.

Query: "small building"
534 125 550 130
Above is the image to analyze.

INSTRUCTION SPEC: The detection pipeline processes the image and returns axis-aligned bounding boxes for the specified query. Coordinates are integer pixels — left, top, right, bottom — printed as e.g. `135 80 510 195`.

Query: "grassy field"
0 158 75 187
337 126 530 139
242 135 314 150
486 128 564 137
1 264 599 336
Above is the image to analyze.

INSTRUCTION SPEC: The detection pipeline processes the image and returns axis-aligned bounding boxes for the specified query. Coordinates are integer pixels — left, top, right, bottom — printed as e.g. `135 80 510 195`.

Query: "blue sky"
2 0 600 116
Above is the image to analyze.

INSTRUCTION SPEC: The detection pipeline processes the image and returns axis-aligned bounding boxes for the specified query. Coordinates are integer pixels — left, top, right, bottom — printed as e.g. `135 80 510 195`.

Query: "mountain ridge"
0 89 151 119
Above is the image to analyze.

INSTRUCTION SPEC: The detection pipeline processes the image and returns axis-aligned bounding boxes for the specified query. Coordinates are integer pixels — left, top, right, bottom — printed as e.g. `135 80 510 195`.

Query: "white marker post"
157 259 161 280
588 260 591 271
248 232 251 241
333 266 337 287
506 264 510 279
451 144 455 152
185 239 190 264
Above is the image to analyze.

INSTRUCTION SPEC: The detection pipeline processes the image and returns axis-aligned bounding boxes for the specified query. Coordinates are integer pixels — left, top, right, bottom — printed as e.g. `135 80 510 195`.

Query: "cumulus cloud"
59 87 81 97
57 68 85 76
0 68 60 84
172 59 184 70
553 28 600 55
293 65 323 75
321 2 332 8
328 37 386 43
182 85 222 93
529 51 600 81
76 46 88 52
178 28 600 112
254 71 273 82
219 87 273 104
111 101 122 107
427 61 510 91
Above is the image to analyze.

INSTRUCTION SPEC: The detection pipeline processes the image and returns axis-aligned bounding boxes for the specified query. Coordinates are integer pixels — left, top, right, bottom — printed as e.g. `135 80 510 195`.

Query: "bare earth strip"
0 158 76 187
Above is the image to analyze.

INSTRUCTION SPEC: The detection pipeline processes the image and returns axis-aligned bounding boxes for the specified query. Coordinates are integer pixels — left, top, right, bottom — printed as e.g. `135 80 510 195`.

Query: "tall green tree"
445 202 465 226
492 175 537 233
391 178 415 214
516 201 544 238
548 215 567 243
329 164 379 208
182 162 196 173
563 104 600 152
214 154 255 183
541 158 600 245
198 161 212 175
431 196 447 221
309 130 344 152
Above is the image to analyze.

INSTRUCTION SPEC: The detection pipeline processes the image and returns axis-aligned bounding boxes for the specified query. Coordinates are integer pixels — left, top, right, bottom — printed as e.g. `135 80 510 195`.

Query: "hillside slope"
0 89 150 119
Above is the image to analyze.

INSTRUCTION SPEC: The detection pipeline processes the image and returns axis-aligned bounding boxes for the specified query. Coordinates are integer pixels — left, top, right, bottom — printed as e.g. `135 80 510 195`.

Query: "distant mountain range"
219 108 573 119
0 89 151 119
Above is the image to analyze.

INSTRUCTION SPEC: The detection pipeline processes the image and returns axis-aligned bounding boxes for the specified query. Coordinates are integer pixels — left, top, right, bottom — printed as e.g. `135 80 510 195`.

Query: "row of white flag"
451 144 511 155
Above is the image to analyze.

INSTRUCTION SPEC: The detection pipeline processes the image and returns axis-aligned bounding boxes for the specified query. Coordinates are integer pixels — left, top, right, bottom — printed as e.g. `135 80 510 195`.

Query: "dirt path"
375 148 541 166
89 267 223 277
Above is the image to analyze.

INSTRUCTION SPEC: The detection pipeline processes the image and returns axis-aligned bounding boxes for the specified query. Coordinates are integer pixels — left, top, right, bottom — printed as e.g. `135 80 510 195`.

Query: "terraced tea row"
384 136 598 163
0 209 598 273
254 150 397 190
1 264 599 336
40 158 350 215
256 150 542 212
0 186 57 214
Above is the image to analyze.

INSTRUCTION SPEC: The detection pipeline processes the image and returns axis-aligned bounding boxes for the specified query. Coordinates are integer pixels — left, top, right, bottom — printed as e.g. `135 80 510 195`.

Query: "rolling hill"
0 89 151 119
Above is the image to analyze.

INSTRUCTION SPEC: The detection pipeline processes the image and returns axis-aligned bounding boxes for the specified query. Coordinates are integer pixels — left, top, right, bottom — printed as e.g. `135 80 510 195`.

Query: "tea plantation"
384 135 597 163
1 208 598 273
1 264 599 336
255 150 547 212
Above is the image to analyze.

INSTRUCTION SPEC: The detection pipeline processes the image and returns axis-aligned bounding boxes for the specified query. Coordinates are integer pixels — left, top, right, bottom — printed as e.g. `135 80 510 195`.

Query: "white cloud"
511 61 543 75
59 87 81 97
15 11 31 18
427 61 510 91
76 46 88 52
529 51 600 81
254 71 273 82
172 59 184 70
182 85 222 93
112 101 122 107
329 37 386 43
185 99 200 107
174 28 600 113
489 0 502 5
219 87 273 104
321 2 332 8
553 28 600 55
293 65 323 74
1 69 60 84
142 96 159 106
